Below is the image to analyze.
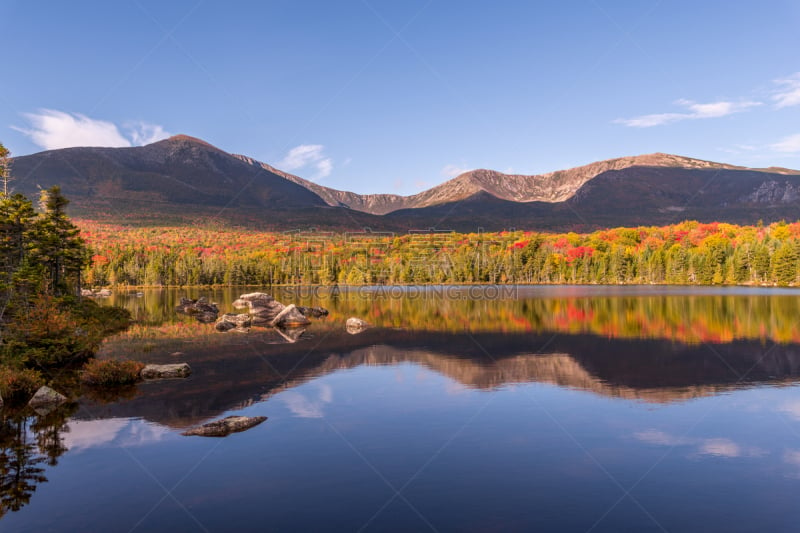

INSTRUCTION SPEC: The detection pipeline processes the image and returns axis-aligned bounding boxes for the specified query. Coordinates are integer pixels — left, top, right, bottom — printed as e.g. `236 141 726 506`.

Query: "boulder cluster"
215 292 328 332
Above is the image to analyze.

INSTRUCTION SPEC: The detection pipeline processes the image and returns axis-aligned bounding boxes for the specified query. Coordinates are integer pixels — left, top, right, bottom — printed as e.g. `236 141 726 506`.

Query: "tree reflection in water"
0 404 75 516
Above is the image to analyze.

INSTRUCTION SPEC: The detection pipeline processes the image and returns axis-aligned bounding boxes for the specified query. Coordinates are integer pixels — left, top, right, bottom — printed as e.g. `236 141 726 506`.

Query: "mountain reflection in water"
5 286 800 531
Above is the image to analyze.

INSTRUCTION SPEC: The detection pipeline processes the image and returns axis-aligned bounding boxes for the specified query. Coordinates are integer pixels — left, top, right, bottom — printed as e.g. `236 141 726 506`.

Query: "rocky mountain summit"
10 135 800 231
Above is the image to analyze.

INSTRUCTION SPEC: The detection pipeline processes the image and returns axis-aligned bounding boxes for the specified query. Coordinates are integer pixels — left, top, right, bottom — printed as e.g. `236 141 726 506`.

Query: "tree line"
81 219 800 287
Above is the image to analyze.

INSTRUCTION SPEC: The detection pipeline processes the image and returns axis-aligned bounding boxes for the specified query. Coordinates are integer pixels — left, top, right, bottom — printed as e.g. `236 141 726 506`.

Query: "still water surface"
4 286 800 532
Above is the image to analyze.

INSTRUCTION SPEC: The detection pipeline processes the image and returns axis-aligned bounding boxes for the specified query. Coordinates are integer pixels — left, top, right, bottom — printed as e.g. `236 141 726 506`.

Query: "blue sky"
2 0 799 194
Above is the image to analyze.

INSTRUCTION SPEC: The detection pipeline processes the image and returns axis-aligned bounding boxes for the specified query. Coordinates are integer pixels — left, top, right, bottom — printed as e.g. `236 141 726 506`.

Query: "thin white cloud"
778 400 800 420
771 133 800 154
633 429 765 459
698 438 741 458
278 144 333 181
280 384 334 418
773 73 800 109
63 418 171 453
126 121 171 145
615 99 762 128
441 164 471 179
633 429 691 447
12 109 170 150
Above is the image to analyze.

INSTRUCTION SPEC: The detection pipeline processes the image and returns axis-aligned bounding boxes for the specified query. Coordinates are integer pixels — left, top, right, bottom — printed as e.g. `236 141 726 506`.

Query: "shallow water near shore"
4 285 800 532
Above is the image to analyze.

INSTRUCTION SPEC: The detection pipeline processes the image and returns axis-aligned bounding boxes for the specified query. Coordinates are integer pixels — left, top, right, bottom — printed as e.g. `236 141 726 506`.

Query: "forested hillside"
80 219 800 287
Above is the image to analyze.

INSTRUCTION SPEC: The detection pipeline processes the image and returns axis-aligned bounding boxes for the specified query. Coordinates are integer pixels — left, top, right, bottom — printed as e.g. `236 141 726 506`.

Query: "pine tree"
29 187 88 295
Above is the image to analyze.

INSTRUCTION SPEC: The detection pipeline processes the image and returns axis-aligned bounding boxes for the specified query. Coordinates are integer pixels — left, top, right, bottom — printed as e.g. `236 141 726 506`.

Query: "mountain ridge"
234 147 799 215
9 134 800 231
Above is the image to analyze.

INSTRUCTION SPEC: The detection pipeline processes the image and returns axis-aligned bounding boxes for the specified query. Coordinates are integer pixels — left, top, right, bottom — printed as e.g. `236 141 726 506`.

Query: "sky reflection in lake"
4 286 800 532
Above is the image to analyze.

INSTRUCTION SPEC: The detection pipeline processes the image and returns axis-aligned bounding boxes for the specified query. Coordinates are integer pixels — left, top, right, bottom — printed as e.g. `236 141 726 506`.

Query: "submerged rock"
215 313 252 331
28 386 67 410
176 297 220 322
182 415 267 437
345 317 370 334
141 363 192 379
269 304 311 328
296 306 329 318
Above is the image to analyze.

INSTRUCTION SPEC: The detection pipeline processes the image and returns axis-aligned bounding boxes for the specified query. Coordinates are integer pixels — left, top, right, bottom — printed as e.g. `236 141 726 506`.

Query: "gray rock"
182 415 267 437
28 386 67 409
177 297 219 321
250 300 285 320
215 320 235 332
232 298 250 309
217 313 252 328
296 306 329 318
141 363 192 379
269 304 311 328
346 317 370 334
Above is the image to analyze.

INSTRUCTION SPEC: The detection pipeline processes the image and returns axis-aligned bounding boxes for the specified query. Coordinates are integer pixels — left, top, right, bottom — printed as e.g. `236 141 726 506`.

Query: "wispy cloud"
441 163 471 179
12 109 170 150
633 429 765 459
615 99 762 128
279 144 333 180
126 121 171 146
280 384 333 418
773 73 800 108
770 133 800 154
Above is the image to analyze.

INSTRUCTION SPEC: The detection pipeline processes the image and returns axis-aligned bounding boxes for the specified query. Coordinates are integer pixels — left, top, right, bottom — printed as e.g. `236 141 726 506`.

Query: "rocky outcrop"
215 313 252 331
216 293 326 332
297 306 329 318
182 415 267 437
741 180 800 204
28 386 67 411
345 317 370 334
176 297 219 323
269 304 310 327
141 363 192 379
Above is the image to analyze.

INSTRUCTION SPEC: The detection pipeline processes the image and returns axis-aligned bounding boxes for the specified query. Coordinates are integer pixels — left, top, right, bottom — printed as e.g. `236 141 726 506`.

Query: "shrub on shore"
0 366 44 404
81 359 145 387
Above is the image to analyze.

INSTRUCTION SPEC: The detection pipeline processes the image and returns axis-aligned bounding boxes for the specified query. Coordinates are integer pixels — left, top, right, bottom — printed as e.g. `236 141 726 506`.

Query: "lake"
4 285 800 532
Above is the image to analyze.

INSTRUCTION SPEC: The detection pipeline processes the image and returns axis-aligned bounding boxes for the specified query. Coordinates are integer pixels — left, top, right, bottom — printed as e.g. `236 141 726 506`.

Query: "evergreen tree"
29 187 88 295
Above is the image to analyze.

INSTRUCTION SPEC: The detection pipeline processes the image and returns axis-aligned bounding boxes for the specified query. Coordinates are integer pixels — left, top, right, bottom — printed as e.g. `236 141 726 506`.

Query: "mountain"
10 135 800 230
235 151 785 214
9 135 395 228
11 135 327 208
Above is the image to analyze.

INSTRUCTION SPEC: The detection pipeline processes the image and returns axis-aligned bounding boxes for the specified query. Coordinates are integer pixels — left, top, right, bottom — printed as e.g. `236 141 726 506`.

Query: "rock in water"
28 386 67 409
182 416 267 437
296 306 329 318
346 317 370 334
215 313 252 332
141 363 192 379
215 320 236 332
249 300 285 320
269 304 311 327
